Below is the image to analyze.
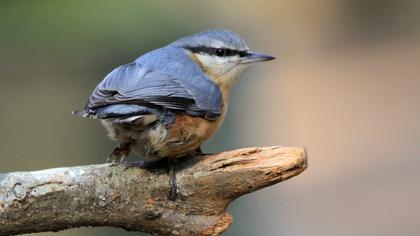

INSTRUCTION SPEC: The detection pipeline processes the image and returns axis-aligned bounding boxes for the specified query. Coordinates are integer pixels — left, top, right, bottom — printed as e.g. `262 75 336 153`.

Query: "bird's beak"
239 51 275 64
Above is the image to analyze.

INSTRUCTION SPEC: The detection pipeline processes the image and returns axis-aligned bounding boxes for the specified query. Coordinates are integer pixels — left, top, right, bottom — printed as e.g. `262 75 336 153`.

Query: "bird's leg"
168 158 177 201
195 146 204 155
107 142 131 165
194 146 215 156
167 151 201 201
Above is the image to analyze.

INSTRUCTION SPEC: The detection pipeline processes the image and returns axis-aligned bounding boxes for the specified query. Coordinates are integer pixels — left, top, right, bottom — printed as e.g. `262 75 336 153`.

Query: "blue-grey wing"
76 62 222 120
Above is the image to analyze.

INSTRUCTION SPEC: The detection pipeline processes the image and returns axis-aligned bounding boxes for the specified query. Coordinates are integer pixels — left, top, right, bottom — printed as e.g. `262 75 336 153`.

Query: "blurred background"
1 0 419 235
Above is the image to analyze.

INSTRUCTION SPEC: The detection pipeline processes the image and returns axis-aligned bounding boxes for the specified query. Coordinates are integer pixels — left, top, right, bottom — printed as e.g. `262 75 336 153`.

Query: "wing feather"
77 62 221 120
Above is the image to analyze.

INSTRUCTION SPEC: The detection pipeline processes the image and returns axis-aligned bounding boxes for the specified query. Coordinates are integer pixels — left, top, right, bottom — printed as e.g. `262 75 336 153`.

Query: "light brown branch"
0 146 307 236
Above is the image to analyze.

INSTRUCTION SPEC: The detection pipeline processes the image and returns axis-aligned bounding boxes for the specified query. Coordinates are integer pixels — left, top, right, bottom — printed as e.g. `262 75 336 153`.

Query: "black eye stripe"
187 46 248 57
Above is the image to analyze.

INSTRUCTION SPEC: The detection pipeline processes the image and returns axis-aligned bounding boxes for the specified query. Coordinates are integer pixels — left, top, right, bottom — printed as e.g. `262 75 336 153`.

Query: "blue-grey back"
78 44 223 120
135 46 222 113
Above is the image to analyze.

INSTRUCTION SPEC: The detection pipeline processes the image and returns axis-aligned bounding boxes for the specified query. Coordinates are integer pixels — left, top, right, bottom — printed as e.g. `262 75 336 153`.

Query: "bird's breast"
143 102 228 159
105 98 229 160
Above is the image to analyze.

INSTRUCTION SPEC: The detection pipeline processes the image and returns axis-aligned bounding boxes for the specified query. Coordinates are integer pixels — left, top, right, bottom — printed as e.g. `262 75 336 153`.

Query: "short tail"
72 109 90 118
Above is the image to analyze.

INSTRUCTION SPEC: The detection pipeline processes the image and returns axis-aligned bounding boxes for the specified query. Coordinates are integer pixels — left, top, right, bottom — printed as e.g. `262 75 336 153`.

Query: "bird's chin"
217 65 246 87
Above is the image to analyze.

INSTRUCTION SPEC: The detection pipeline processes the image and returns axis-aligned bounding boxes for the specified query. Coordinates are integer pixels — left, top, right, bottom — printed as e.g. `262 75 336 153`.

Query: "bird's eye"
239 51 248 57
215 48 226 57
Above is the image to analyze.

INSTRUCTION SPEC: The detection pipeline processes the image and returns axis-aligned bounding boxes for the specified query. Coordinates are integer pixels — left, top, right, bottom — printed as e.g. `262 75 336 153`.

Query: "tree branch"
0 146 307 236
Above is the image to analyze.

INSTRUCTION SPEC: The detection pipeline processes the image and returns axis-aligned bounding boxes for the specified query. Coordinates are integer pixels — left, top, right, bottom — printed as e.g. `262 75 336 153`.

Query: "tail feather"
72 104 153 120
72 110 91 118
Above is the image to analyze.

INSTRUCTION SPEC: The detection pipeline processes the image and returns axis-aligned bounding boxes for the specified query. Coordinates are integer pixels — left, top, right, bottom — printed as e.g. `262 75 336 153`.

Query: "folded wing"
75 62 222 121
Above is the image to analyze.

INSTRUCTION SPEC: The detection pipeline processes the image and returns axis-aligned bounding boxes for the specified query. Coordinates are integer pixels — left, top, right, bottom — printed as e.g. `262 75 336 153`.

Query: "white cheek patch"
195 54 227 75
196 54 221 68
195 54 235 68
195 53 240 77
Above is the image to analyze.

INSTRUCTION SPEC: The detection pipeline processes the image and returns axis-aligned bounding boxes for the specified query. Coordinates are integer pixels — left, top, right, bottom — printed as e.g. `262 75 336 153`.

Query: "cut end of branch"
179 146 307 201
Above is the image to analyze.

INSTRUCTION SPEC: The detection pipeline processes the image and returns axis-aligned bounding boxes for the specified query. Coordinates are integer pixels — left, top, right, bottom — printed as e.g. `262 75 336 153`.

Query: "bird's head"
171 29 275 89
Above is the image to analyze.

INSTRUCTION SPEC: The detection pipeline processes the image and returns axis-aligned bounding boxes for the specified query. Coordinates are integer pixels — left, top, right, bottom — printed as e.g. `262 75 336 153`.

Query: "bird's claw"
106 143 131 165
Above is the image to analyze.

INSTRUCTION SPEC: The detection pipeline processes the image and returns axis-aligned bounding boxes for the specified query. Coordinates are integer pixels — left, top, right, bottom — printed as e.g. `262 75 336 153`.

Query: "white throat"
195 53 247 89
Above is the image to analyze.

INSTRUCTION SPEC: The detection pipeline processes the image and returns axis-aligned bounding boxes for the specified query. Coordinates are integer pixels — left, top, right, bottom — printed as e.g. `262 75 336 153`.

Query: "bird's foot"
122 159 167 170
194 147 215 156
106 143 131 165
195 147 204 155
121 160 144 170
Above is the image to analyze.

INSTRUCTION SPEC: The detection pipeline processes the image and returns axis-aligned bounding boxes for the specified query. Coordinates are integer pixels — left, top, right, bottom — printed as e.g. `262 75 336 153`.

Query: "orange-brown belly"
104 112 225 161
142 113 221 159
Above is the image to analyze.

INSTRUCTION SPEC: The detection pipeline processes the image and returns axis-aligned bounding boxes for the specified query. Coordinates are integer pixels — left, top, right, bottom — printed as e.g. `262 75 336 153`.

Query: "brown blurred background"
1 0 419 235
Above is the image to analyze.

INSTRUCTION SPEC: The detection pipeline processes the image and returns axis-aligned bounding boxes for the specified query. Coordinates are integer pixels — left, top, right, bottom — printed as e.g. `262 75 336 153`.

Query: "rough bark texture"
0 146 307 236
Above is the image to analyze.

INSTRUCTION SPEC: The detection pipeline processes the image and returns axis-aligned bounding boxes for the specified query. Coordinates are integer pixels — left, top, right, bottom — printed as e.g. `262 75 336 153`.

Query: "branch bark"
0 146 307 236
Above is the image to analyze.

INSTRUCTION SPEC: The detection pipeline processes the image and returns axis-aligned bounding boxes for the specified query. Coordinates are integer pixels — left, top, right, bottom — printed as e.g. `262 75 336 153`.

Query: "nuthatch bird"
74 29 275 200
